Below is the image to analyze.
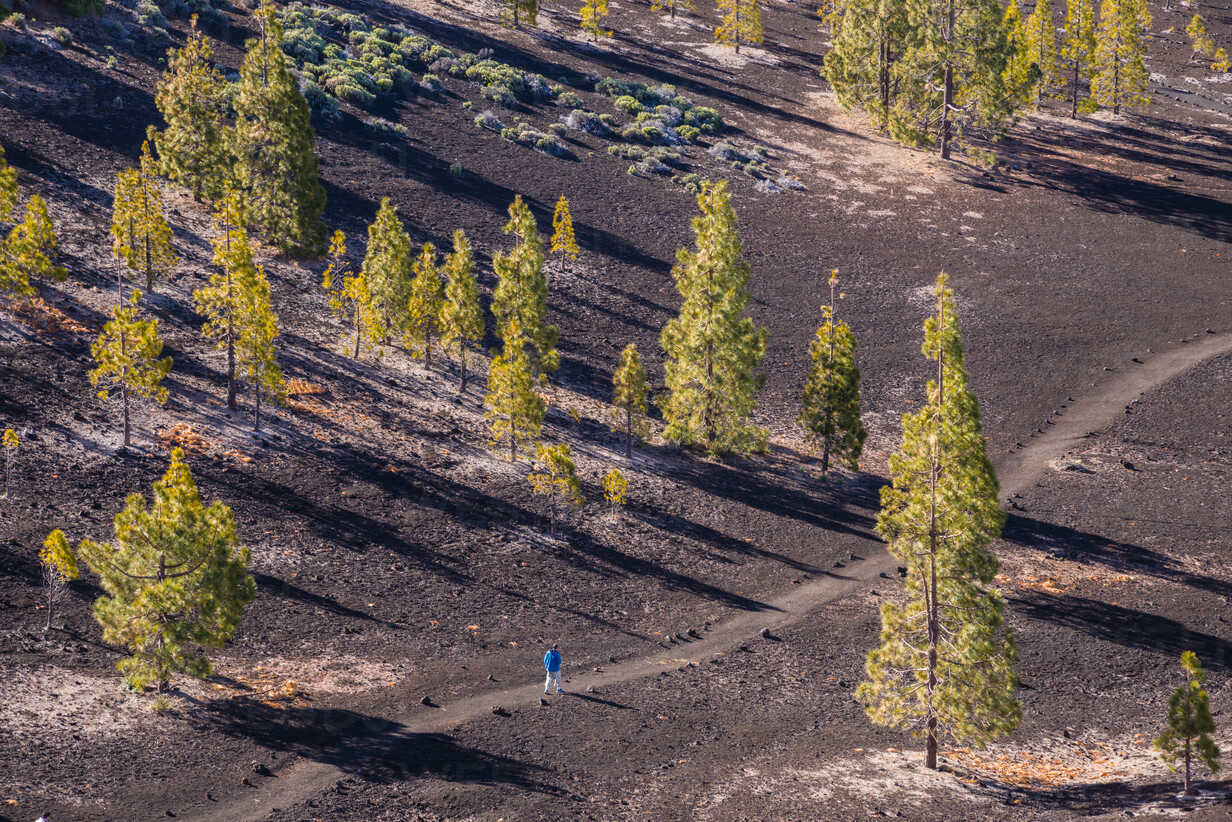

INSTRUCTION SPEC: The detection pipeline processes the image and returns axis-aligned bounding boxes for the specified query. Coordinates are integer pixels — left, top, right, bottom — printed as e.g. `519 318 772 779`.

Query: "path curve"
188 332 1232 822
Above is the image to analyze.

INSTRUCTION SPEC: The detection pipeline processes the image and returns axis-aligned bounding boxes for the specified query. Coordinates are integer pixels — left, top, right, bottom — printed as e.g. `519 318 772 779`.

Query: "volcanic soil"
0 0 1230 817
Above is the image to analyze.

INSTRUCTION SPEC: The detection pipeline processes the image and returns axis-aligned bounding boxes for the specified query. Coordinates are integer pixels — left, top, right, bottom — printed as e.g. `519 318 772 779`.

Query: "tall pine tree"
230 1 326 252
89 290 172 448
361 197 413 347
650 0 695 17
660 181 767 456
322 229 383 359
1155 651 1221 795
580 0 613 39
485 327 545 460
438 229 484 392
857 273 1019 770
1025 0 1060 105
406 242 444 366
194 190 252 409
1002 0 1037 110
799 270 866 476
714 0 763 52
610 342 650 459
111 141 177 297
2 195 66 297
1091 0 1151 114
492 195 558 380
234 254 284 430
823 0 909 127
77 448 256 691
0 146 17 225
1061 0 1097 116
152 18 230 202
550 195 580 280
502 0 538 27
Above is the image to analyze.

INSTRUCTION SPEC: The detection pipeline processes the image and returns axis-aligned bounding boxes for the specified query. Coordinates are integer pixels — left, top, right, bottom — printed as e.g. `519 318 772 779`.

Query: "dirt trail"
187 332 1232 822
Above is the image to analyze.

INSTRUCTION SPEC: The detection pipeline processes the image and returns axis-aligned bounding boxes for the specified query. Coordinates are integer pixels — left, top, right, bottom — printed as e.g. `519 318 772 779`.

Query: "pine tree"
485 330 546 461
1155 651 1221 795
580 0 613 39
1 195 67 297
151 18 230 202
2 428 17 500
230 1 326 252
660 181 768 456
799 270 866 476
1213 47 1231 73
438 229 484 392
40 530 79 632
89 290 173 448
361 197 413 346
650 0 695 17
885 0 1016 157
111 141 177 297
1186 14 1215 62
1061 0 1097 116
0 146 17 225
77 448 256 691
234 256 284 431
714 0 763 52
1091 0 1151 114
194 190 253 409
550 196 580 279
406 241 444 366
1002 0 1038 110
603 467 627 512
322 230 383 359
857 273 1020 770
1025 0 1060 105
610 342 650 459
502 0 538 27
528 443 583 537
822 0 909 127
492 195 559 380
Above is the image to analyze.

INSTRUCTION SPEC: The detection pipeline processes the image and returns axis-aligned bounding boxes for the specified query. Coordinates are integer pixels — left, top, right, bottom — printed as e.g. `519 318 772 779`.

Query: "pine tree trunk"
425 328 433 368
940 0 955 159
458 342 469 392
510 415 516 461
626 404 633 459
120 328 131 448
1185 736 1192 794
255 383 262 431
45 576 53 632
1072 60 1080 118
1113 53 1121 114
925 296 946 771
353 316 361 359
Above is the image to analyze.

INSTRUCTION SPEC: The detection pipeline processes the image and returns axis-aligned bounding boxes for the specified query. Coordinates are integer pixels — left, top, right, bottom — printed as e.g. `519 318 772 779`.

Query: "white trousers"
545 670 562 692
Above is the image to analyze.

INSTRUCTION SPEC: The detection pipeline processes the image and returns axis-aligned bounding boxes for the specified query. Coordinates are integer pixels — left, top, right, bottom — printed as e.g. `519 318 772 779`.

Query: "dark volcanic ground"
1 0 1231 818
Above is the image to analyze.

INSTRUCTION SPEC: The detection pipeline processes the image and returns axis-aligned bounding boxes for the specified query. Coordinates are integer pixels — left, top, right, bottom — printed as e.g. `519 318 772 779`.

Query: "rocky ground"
0 0 1230 818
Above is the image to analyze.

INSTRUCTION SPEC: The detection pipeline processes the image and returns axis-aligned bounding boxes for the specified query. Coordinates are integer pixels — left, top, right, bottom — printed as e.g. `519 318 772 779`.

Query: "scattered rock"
879 572 889 579
420 695 432 706
251 761 270 776
759 627 771 639
491 705 508 716
487 674 496 682
540 697 549 706
1120 459 1136 471
896 566 907 577
1131 357 1143 364
241 776 254 787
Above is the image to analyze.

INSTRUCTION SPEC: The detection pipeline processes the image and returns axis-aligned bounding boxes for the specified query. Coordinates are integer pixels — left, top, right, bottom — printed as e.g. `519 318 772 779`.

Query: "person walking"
544 643 563 694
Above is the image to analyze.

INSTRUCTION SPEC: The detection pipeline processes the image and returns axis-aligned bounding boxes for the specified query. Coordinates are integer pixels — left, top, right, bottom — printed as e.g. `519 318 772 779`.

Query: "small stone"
540 697 549 706
420 695 432 706
759 627 771 639
251 761 270 775
487 674 496 681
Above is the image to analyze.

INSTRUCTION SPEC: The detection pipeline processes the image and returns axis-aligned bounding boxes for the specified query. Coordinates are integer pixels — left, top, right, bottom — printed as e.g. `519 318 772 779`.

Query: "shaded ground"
0 0 1230 818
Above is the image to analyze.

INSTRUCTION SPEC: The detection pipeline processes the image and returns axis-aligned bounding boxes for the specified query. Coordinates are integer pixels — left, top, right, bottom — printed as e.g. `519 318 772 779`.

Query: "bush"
481 83 518 108
635 157 671 176
708 141 746 162
101 17 126 36
282 27 325 64
420 73 443 93
599 113 619 128
52 26 72 44
563 108 610 137
684 106 723 132
335 82 376 108
673 172 705 193
535 135 567 156
364 116 408 138
474 109 504 131
548 122 567 136
500 126 518 141
608 144 645 160
557 91 585 109
136 0 166 28
449 161 464 177
106 54 118 69
302 81 341 123
7 12 24 27
677 125 701 142
461 100 473 109
777 176 806 191
614 95 643 114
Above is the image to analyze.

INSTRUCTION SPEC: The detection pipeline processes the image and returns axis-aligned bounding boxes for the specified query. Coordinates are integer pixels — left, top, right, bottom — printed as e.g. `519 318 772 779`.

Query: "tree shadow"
1003 512 1232 600
196 699 568 792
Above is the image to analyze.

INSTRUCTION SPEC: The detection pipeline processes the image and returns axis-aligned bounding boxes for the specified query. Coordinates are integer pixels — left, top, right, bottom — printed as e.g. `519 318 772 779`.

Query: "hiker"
544 643 563 694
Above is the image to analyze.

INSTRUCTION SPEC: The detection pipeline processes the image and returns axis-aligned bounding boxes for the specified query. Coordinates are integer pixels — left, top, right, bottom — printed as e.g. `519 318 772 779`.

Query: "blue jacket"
544 649 562 673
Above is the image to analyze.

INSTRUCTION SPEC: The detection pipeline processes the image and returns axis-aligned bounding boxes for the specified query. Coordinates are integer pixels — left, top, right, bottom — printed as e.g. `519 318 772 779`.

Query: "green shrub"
481 83 517 108
106 54 118 69
7 12 24 27
52 26 72 44
335 83 376 108
677 125 701 142
684 106 723 132
500 126 518 140
449 161 464 177
548 122 567 136
282 27 326 64
557 91 585 109
614 95 643 114
598 113 619 128
461 100 473 110
474 110 503 131
420 73 443 92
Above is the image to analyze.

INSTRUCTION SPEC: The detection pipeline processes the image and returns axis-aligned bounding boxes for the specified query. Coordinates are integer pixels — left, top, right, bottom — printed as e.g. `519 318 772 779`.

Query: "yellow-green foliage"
77 448 256 691
41 530 80 584
2 428 16 450
714 0 762 51
89 290 172 447
799 270 866 475
580 0 612 40
111 141 177 294
152 19 230 202
322 229 383 358
602 467 627 508
0 146 17 224
1214 47 1231 73
1091 0 1151 113
550 195 580 275
2 195 66 297
194 190 257 407
1186 14 1215 61
361 197 413 343
610 342 650 458
492 195 558 379
234 251 284 430
406 241 444 365
485 333 545 461
3 427 18 500
1062 0 1098 115
1155 651 1220 794
438 229 484 390
529 442 583 534
1025 0 1060 103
